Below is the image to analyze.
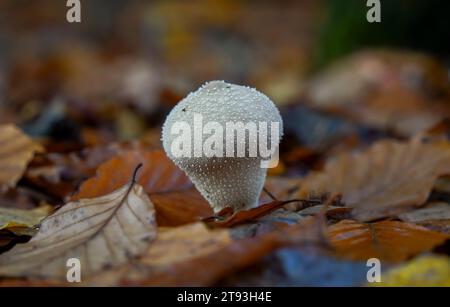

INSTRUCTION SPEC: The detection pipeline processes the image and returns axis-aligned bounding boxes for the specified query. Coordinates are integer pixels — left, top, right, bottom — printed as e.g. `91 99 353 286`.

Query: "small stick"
263 187 278 201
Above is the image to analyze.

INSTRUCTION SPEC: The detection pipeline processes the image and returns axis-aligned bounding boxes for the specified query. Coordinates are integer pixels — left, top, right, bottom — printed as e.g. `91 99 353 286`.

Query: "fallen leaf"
0 222 230 286
398 202 450 234
399 202 450 223
413 220 450 235
297 139 450 221
0 205 52 236
0 231 19 248
328 220 449 263
150 188 212 227
72 150 190 199
0 124 44 191
370 255 450 286
72 149 212 226
0 172 156 279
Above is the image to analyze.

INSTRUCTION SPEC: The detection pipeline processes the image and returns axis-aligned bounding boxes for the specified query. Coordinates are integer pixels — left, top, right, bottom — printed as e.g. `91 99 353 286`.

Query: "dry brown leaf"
305 50 450 136
0 216 325 286
0 175 156 279
297 139 450 221
0 124 44 191
398 202 450 234
116 216 325 286
328 220 449 263
72 149 212 226
0 205 52 236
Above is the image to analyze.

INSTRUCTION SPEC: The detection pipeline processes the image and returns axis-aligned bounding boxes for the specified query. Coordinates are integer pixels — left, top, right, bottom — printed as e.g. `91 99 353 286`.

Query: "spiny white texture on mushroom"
162 80 283 213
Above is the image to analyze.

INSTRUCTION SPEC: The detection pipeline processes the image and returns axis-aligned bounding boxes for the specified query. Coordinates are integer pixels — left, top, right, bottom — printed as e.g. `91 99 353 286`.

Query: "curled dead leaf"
370 255 450 286
305 50 450 136
298 139 450 221
0 124 44 191
117 216 326 286
72 149 212 226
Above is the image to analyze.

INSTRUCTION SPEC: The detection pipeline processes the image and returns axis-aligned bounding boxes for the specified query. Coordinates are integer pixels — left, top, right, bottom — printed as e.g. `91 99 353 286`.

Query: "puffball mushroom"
162 80 283 213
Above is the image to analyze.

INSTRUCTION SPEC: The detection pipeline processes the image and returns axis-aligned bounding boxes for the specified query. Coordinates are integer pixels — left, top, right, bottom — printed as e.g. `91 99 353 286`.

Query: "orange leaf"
151 188 212 227
205 200 293 228
0 216 325 286
328 220 449 263
72 150 212 226
305 50 450 136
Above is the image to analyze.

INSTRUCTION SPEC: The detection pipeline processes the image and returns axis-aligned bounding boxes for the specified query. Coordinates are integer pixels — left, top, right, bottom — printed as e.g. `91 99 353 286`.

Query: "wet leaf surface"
0 176 156 279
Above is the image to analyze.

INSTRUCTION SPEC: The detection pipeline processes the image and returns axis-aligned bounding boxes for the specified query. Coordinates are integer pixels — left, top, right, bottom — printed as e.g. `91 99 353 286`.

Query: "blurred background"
0 0 449 159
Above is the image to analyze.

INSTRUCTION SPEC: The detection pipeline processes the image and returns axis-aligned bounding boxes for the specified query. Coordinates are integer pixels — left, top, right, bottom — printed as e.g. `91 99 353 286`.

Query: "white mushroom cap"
162 80 283 213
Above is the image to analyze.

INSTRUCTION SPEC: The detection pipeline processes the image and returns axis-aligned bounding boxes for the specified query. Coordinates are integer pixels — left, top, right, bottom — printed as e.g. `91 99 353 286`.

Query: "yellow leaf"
0 178 156 280
141 223 231 267
370 255 450 286
0 124 44 191
298 140 450 221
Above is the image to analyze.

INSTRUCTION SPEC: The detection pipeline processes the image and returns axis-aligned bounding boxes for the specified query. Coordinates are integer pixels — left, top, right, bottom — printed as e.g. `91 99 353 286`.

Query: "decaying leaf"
298 139 450 221
0 222 230 286
0 124 44 191
328 220 449 263
72 149 212 226
150 188 213 226
370 255 450 286
0 173 156 279
0 205 52 236
262 177 303 204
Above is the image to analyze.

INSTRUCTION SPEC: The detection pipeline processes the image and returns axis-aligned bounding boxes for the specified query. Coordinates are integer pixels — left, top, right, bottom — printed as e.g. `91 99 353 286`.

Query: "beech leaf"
0 170 157 279
297 140 450 221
